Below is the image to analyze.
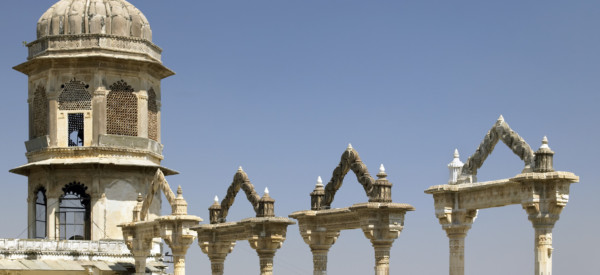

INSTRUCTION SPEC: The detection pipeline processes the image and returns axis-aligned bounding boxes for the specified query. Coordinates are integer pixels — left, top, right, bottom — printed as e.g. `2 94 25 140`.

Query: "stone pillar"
304 230 339 275
437 209 477 275
91 87 108 145
533 225 553 275
311 248 329 275
523 201 560 275
372 241 393 275
172 250 186 275
199 241 235 275
445 227 469 275
257 250 275 275
127 238 153 275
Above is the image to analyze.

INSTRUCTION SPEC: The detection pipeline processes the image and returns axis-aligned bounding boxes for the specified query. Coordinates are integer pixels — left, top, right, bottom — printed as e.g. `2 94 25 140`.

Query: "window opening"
148 88 158 141
35 188 46 239
107 80 138 136
68 113 84 147
59 182 90 240
33 86 48 138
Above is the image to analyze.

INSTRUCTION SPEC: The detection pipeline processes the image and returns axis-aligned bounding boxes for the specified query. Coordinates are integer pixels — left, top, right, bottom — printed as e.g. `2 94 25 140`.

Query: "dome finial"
264 187 270 195
454 148 460 158
347 143 353 150
540 136 550 149
379 164 385 173
316 176 323 187
238 166 244 172
498 114 504 122
214 195 219 203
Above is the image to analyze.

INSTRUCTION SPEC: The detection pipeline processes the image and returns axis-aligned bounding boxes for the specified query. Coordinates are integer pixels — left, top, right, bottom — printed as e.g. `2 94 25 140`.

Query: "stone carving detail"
58 79 91 110
218 167 261 222
461 116 535 178
33 85 48 138
322 144 375 209
140 169 176 221
147 88 158 141
107 80 137 137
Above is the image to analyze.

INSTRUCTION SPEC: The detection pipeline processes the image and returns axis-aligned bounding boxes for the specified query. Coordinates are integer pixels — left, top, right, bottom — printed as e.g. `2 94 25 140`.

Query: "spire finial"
214 195 219 203
498 114 504 122
454 148 459 158
264 187 269 195
238 166 243 172
347 143 353 150
379 164 385 173
540 136 550 149
177 185 183 195
137 193 143 202
316 176 323 187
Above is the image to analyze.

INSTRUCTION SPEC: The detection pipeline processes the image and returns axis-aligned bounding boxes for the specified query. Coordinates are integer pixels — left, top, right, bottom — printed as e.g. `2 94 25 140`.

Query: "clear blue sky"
1 1 598 274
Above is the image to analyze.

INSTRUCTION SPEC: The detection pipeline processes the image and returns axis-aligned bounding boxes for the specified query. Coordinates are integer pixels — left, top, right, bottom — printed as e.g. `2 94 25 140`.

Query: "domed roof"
37 0 152 42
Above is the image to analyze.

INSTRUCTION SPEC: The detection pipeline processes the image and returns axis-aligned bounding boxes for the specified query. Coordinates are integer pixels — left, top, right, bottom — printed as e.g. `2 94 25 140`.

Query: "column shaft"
173 255 186 275
534 226 553 275
208 255 226 275
258 251 275 275
134 255 147 275
448 233 466 275
312 249 329 275
373 244 392 275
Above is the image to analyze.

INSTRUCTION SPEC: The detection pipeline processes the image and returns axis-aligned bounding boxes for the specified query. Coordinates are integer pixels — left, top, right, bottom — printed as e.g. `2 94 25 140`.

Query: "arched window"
32 86 48 138
148 88 158 141
58 79 91 147
107 80 138 137
34 188 47 239
59 182 90 240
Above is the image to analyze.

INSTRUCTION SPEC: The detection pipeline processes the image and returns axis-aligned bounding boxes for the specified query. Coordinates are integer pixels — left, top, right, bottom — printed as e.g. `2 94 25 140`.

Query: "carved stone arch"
147 88 158 141
460 116 535 178
322 146 375 209
58 79 92 110
217 168 261 222
140 169 176 221
107 79 138 136
32 85 48 138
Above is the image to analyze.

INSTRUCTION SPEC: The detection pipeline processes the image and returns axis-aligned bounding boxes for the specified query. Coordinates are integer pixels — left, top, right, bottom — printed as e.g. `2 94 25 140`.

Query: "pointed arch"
461 117 535 177
140 169 176 221
322 146 375 209
217 168 261 222
107 80 137 136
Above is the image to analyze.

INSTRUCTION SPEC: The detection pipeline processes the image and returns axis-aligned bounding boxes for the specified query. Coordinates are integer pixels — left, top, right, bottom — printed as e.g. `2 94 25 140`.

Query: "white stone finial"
238 166 243 172
540 136 550 149
448 149 464 184
214 195 219 203
316 176 323 187
264 187 269 195
498 114 504 122
347 143 353 150
379 164 385 173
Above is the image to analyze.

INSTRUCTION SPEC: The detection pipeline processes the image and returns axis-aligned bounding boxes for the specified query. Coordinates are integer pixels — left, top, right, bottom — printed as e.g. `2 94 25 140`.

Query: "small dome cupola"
37 0 152 42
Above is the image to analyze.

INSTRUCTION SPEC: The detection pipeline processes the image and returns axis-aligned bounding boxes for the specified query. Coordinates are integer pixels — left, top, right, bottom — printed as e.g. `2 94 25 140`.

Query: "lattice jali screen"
107 80 138 136
148 88 158 141
33 85 48 138
58 79 91 111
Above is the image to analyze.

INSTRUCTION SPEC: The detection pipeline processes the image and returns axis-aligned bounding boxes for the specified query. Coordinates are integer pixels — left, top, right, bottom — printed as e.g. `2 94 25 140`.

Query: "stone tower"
11 0 175 242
